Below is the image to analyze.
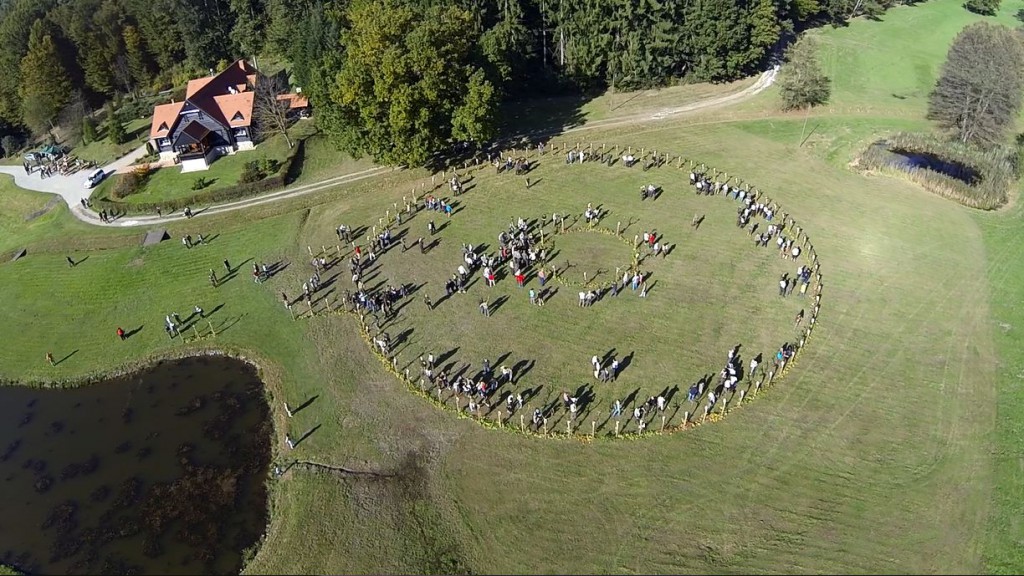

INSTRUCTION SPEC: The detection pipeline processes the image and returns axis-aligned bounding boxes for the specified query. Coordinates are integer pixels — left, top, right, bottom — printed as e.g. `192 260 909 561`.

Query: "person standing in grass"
66 256 75 267
46 352 54 366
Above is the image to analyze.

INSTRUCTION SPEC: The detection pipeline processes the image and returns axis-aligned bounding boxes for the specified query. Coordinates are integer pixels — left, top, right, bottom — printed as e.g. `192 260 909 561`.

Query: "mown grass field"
0 0 1022 573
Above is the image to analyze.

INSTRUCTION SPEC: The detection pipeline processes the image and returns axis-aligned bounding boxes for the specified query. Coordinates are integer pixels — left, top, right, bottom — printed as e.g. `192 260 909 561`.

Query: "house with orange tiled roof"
149 59 307 172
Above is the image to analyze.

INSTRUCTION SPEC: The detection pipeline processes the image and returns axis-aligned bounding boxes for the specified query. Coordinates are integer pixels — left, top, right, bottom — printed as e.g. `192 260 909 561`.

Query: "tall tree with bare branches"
253 74 293 149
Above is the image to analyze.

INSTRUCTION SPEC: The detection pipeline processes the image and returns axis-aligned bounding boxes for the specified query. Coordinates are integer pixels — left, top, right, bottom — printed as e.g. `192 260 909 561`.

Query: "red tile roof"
150 101 185 139
213 92 256 127
277 93 310 109
152 59 259 140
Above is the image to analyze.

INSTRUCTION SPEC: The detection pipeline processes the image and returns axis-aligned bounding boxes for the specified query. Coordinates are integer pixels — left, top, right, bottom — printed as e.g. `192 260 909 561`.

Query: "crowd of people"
272 142 821 443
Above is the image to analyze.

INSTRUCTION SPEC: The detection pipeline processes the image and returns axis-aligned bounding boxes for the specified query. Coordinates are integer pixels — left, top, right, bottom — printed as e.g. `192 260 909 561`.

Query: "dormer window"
158 122 168 132
231 111 244 122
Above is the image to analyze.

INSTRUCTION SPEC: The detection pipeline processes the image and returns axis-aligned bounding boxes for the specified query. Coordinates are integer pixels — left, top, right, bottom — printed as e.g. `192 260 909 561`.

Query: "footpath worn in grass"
0 112 996 573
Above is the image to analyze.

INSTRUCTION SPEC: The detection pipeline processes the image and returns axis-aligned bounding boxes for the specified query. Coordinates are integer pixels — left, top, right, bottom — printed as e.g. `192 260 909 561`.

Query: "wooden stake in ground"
591 421 596 437
616 221 621 236
497 410 502 427
307 246 313 256
520 413 525 432
683 411 690 426
615 420 620 436
661 415 666 432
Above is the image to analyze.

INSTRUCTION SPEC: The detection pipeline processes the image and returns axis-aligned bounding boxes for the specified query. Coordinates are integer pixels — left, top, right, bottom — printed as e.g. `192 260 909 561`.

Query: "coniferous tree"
103 102 127 144
776 36 831 110
19 19 72 133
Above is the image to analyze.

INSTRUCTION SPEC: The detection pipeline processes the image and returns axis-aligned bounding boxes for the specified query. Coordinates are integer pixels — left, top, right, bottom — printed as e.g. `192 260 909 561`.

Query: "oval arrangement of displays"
306 142 823 441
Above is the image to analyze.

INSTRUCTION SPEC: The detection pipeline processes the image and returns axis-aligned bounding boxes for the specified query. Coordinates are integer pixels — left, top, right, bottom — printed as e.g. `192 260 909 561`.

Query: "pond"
870 141 981 185
0 356 272 574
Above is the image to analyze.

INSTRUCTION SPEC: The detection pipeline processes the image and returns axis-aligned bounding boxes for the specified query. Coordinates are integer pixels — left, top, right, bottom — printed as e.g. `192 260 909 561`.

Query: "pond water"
870 142 981 185
0 356 272 575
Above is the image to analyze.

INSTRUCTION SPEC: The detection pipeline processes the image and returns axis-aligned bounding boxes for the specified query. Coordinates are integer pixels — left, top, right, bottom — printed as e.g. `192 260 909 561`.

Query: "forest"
0 0 922 164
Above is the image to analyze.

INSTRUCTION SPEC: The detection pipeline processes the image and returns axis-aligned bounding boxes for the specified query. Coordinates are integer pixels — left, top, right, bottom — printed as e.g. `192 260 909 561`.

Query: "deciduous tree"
320 0 499 166
927 22 1024 147
253 74 294 148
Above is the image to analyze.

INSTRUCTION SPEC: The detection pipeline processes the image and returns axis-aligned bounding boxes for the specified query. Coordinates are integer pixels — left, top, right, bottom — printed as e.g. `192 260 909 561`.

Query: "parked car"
83 169 105 188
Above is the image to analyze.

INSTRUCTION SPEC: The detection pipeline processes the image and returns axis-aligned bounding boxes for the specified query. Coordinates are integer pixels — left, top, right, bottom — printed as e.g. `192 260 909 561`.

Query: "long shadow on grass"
293 424 321 447
293 395 319 415
124 325 144 339
212 314 244 335
54 349 78 366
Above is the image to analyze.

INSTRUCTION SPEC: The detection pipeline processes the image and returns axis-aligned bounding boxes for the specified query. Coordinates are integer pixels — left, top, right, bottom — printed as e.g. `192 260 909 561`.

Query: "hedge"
94 140 304 215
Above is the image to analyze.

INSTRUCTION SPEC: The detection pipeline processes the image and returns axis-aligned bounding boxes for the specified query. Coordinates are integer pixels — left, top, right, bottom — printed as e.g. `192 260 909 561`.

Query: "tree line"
0 0 924 163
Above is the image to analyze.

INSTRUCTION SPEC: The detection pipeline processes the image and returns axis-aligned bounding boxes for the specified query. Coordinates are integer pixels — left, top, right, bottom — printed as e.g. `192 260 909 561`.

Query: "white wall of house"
180 147 221 173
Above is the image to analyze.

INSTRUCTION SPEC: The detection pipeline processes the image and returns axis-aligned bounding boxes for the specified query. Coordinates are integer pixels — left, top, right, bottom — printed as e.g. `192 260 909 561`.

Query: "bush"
259 157 280 175
856 132 1015 210
192 177 209 191
239 160 265 184
145 141 155 156
109 165 152 200
111 172 143 200
965 0 999 15
1 134 21 158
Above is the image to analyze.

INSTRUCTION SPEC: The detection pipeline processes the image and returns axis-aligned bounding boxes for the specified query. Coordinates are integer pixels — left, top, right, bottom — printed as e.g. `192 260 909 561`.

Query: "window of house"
231 111 245 122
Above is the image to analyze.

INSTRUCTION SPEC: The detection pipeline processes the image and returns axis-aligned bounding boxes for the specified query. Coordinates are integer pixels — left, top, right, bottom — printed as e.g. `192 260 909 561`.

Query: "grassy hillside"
1 0 1022 573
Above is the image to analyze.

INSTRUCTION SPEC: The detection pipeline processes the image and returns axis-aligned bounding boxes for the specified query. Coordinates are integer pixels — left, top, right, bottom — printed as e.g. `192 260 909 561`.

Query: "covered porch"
173 121 221 172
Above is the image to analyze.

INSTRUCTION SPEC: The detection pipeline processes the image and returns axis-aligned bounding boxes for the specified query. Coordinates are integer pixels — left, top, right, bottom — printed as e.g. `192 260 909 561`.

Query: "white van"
83 169 105 188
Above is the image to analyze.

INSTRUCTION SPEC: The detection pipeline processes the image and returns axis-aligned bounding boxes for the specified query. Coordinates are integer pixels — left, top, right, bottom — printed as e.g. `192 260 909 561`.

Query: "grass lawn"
497 76 759 136
0 109 998 573
806 0 1024 117
288 131 381 186
72 117 150 166
1 0 1023 573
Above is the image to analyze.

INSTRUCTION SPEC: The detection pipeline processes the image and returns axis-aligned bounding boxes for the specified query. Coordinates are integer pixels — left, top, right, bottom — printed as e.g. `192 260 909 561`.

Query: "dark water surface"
870 142 981 185
0 356 272 574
